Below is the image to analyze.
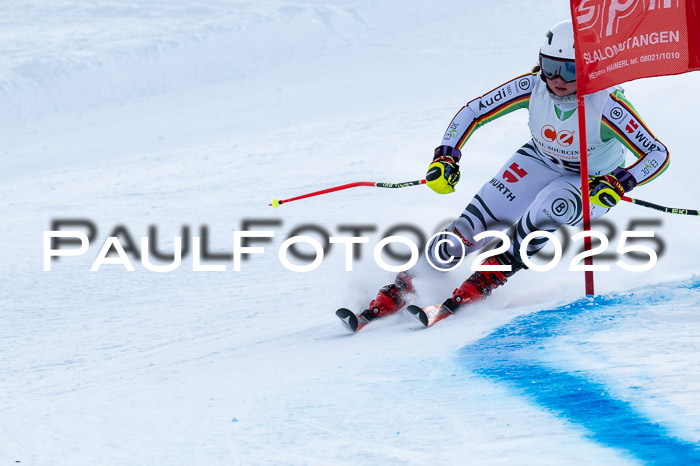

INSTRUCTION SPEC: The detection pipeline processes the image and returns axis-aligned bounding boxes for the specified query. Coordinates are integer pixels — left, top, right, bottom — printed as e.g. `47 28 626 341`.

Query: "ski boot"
360 271 415 322
444 252 525 312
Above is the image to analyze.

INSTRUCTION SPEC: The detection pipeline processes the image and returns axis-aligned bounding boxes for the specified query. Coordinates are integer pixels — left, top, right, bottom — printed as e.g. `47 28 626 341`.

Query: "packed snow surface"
1 1 699 464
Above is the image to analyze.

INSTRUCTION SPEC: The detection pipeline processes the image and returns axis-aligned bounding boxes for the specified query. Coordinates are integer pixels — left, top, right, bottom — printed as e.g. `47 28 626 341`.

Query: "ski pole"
270 179 427 208
621 196 699 216
269 179 698 215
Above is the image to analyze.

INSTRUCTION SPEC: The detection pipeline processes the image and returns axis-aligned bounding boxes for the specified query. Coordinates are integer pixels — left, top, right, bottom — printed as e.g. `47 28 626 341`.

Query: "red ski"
406 304 454 328
335 308 371 333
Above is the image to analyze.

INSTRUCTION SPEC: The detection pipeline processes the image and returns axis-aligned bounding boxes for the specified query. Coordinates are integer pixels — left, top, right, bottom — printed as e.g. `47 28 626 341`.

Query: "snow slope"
1 0 699 464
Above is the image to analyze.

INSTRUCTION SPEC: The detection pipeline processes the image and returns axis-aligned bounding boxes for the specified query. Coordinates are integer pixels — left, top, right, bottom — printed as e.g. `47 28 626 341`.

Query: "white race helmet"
540 20 575 60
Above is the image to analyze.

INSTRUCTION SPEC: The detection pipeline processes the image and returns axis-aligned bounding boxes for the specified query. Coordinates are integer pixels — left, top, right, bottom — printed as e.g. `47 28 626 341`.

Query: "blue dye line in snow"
458 279 700 464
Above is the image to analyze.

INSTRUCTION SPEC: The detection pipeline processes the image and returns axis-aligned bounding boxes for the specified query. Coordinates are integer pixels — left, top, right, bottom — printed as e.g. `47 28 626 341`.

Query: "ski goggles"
539 55 576 82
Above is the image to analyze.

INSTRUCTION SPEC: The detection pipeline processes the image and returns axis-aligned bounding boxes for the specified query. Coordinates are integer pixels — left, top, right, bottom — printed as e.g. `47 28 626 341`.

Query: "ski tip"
407 305 429 327
406 305 422 316
336 308 359 332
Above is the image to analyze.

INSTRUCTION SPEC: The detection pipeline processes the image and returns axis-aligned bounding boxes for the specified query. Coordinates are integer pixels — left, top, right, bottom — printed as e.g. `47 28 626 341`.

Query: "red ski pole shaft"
270 179 427 208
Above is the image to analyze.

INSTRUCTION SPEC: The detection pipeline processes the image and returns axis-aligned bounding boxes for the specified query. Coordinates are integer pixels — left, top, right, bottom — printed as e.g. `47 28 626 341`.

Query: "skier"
352 19 669 328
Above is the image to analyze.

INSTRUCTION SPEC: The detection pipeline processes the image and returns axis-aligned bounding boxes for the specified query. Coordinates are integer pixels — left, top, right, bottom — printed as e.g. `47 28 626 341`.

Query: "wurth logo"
626 118 639 134
503 163 528 183
633 131 660 152
489 178 517 202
